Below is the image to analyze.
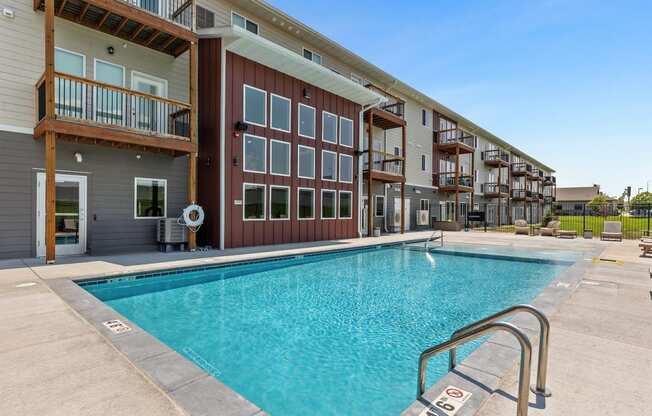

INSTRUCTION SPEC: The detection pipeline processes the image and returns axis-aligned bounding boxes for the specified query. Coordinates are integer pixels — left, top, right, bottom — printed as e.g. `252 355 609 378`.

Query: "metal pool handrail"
417 321 533 416
425 230 444 249
448 304 551 397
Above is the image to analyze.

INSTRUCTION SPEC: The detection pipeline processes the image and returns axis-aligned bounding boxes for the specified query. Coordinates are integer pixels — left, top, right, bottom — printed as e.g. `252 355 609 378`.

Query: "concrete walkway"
0 231 650 415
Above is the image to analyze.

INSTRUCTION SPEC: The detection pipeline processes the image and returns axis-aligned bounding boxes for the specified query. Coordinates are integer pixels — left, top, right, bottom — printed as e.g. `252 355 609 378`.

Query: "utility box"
157 218 188 252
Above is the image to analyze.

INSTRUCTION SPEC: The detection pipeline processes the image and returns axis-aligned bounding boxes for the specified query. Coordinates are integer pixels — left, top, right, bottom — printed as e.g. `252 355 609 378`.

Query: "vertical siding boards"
198 38 221 248
223 52 359 249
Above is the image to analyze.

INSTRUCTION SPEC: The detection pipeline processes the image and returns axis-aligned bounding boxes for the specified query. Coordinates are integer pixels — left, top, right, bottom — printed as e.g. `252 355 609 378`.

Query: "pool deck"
0 231 650 415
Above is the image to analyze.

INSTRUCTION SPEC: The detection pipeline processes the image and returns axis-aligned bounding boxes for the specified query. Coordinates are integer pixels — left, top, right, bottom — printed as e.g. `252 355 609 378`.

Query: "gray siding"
0 131 188 259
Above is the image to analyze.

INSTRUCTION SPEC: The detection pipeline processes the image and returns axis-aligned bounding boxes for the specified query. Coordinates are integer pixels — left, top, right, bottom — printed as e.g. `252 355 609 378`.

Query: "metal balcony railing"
437 172 473 188
483 149 509 163
363 150 404 176
436 128 475 147
485 183 510 194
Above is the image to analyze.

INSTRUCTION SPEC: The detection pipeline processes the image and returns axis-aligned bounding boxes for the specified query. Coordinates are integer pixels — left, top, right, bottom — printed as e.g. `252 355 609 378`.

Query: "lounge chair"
640 238 652 257
557 229 577 239
540 220 560 237
514 219 529 235
601 221 623 241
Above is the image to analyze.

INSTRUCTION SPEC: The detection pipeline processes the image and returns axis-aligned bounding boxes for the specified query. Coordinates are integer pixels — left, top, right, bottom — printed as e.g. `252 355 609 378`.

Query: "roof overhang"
199 26 386 107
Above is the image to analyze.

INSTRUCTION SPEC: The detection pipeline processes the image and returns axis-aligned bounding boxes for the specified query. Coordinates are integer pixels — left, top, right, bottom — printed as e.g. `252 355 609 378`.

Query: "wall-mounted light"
74 152 83 163
303 88 311 99
107 46 115 55
232 157 239 167
234 121 248 132
2 7 15 19
136 154 142 160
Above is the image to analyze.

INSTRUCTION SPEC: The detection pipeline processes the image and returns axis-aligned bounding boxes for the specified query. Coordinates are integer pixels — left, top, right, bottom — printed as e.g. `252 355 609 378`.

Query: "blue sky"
268 0 651 197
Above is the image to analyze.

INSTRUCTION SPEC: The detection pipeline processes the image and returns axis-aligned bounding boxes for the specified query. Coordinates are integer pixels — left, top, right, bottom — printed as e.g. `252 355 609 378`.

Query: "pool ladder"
424 230 444 250
417 304 551 416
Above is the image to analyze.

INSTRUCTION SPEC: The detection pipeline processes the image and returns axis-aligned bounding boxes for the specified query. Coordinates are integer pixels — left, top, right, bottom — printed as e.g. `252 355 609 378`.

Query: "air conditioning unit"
416 210 429 226
157 218 188 244
393 211 402 228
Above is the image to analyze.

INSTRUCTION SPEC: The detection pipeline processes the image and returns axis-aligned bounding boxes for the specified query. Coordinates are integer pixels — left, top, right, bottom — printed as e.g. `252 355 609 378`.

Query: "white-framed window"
420 199 430 212
270 93 291 133
339 116 353 148
302 48 322 64
297 187 315 220
298 103 316 139
243 84 266 127
322 150 337 182
243 134 266 174
339 191 353 219
94 58 126 125
321 189 337 219
196 5 216 29
339 154 353 183
232 11 258 35
394 146 401 156
269 185 290 220
269 139 290 176
243 183 265 221
322 111 338 143
134 177 167 219
297 145 315 179
375 195 385 217
54 47 86 118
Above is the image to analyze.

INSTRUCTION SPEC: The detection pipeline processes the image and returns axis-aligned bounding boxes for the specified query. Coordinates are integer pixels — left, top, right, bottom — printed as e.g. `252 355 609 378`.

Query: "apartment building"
0 0 555 260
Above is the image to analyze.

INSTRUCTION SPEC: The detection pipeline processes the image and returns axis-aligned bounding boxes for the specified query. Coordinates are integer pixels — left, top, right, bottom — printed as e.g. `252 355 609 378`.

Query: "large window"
197 5 215 29
420 199 430 211
339 117 353 147
375 195 385 217
54 48 85 118
232 12 258 34
298 145 315 179
321 189 336 219
270 93 291 133
339 191 353 219
302 48 322 64
298 103 316 139
270 139 290 176
322 150 337 181
243 84 266 127
298 188 315 220
134 178 166 219
322 111 337 143
339 154 353 183
243 134 266 173
243 183 265 221
269 186 290 220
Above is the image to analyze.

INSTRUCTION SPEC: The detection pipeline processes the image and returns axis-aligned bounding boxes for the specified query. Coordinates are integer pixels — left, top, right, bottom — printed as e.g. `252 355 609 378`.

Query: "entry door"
487 204 497 225
131 72 168 134
394 197 410 231
36 173 87 257
361 196 368 236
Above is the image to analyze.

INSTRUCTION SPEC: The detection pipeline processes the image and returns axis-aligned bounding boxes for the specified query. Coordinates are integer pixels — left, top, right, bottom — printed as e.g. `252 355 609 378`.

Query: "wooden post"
400 125 406 234
455 145 460 222
44 0 56 263
470 149 475 212
367 109 373 237
187 41 198 251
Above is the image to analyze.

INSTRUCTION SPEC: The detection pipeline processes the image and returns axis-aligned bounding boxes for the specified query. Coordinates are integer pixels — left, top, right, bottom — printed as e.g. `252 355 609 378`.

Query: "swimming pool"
82 245 572 415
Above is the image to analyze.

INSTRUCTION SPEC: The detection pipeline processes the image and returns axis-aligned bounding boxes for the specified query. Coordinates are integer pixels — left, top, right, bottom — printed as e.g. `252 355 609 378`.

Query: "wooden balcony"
511 189 533 202
484 183 509 198
511 162 533 177
543 175 556 186
531 168 544 181
365 106 406 130
363 150 405 183
435 172 473 193
35 71 196 155
483 149 509 167
435 129 475 154
35 0 197 56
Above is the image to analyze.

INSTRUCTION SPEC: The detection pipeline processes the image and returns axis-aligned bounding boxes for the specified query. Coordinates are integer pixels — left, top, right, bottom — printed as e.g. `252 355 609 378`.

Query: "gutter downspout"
358 97 385 237
219 41 226 250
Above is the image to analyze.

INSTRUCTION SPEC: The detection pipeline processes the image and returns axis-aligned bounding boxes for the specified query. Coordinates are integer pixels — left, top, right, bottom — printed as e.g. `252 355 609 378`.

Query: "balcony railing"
37 71 191 140
364 150 404 176
437 172 473 188
511 189 532 199
122 0 194 28
365 84 405 119
511 162 532 174
484 183 509 195
436 129 475 147
483 149 509 164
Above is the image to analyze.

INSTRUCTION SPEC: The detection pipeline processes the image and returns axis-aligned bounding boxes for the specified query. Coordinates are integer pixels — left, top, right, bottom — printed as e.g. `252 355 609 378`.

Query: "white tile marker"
419 385 472 416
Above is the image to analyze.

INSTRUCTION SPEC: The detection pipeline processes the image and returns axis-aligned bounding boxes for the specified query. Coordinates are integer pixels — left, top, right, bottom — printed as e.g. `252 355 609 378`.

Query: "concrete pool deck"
0 231 650 415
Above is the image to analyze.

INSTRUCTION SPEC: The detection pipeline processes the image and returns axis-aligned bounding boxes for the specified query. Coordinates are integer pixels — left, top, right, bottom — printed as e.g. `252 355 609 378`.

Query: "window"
421 109 428 127
197 5 215 29
339 191 353 219
243 85 266 127
298 188 315 220
420 199 430 212
322 150 337 181
94 59 125 125
269 186 290 220
270 93 291 132
243 183 265 220
322 111 337 143
321 189 337 219
339 117 353 147
54 48 85 117
339 154 353 183
298 103 316 138
232 12 258 34
134 178 166 219
270 139 290 176
375 195 385 217
297 145 315 179
421 154 429 172
302 48 322 64
243 134 266 173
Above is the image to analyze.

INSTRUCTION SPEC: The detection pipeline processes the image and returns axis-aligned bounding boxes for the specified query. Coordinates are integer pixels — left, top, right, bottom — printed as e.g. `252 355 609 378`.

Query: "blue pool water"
83 246 572 415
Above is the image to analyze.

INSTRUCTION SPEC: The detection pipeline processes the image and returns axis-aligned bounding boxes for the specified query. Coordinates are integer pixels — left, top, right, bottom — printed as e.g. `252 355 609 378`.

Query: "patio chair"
556 229 577 239
540 220 560 237
601 221 623 241
640 238 652 257
514 219 529 235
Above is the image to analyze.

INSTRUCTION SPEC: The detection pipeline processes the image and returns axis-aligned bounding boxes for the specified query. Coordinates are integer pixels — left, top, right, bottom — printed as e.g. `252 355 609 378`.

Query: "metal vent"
103 320 132 335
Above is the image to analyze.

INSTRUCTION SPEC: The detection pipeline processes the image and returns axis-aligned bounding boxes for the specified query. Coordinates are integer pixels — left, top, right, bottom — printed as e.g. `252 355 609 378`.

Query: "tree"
587 193 610 214
631 192 652 207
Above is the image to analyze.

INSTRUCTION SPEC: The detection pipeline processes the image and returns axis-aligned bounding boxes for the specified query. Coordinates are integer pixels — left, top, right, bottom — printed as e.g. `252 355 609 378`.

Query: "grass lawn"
559 216 650 239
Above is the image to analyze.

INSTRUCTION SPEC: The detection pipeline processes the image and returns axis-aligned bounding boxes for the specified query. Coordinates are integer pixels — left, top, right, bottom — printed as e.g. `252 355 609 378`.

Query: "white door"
393 197 410 231
361 196 369 236
36 173 87 257
131 71 168 134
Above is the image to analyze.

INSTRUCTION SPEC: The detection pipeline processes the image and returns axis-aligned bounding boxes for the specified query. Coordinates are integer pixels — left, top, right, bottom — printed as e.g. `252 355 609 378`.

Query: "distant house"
554 185 618 215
